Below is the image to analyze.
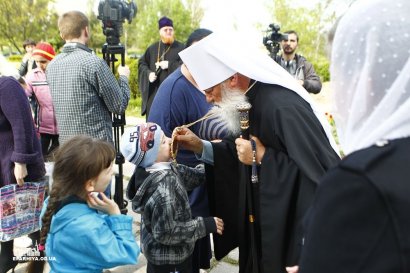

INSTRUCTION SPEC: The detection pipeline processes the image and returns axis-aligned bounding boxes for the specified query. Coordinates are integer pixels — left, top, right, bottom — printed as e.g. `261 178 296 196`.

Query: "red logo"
139 123 157 152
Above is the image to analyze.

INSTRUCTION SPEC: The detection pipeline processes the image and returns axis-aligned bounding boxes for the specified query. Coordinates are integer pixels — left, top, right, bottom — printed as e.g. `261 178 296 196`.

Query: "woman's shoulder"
329 137 410 198
340 137 410 173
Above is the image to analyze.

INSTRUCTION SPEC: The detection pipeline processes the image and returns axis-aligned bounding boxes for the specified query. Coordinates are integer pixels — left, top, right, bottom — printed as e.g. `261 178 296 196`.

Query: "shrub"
100 56 141 116
112 57 140 99
8 55 22 62
127 58 140 99
126 97 142 117
312 57 330 82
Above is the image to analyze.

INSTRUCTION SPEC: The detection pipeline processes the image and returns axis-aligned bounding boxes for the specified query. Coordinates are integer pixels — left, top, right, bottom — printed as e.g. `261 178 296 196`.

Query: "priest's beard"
208 83 248 136
161 36 175 45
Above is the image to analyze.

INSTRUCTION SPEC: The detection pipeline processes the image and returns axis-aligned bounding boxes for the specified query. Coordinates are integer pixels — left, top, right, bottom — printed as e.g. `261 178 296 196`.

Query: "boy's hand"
87 192 121 215
214 217 224 235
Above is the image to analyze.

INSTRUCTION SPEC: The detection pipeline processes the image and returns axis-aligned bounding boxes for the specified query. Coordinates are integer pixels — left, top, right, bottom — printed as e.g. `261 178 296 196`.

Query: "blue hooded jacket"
41 197 140 273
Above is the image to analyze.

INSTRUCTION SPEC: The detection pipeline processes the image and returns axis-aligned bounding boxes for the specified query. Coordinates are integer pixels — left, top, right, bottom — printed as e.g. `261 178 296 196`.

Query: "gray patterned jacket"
46 42 130 144
129 163 216 265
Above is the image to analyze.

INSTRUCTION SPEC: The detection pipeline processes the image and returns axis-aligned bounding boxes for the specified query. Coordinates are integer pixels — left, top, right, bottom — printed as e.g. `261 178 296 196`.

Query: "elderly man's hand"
214 217 224 235
174 127 203 154
235 136 265 165
235 138 252 165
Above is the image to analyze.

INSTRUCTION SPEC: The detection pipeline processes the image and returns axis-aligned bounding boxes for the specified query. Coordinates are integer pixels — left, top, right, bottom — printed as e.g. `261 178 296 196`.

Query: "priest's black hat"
158 16 173 29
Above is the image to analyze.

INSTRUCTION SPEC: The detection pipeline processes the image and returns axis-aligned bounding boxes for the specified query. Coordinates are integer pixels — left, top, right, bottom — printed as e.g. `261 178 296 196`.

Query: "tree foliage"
0 0 60 53
87 8 107 52
126 0 203 53
267 0 338 81
84 0 203 54
270 0 336 60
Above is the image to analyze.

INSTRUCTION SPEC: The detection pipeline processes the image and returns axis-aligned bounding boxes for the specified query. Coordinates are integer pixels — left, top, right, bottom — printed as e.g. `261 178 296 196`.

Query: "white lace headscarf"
331 0 410 155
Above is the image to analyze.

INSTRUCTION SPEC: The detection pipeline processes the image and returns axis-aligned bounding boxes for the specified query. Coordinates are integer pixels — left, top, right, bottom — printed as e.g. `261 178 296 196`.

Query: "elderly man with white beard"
174 33 340 273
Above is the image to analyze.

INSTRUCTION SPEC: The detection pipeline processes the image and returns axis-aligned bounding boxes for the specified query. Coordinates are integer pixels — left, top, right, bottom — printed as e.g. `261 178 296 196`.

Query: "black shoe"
0 259 17 273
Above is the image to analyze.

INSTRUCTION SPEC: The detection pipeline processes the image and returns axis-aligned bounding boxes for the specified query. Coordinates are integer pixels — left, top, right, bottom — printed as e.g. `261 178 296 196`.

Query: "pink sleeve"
24 71 35 97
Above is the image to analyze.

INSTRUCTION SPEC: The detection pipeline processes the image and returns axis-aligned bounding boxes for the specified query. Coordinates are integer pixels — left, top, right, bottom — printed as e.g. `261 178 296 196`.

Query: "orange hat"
32 42 55 61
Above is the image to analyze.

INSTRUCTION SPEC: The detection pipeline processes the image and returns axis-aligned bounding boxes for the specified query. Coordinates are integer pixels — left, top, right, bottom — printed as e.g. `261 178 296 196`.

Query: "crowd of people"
0 0 409 272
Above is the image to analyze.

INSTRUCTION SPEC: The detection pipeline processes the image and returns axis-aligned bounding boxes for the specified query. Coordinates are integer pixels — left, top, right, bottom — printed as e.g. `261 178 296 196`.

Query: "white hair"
207 82 249 136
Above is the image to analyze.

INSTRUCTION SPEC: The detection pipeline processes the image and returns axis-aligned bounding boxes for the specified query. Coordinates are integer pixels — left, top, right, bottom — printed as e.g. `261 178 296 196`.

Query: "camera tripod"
102 43 128 215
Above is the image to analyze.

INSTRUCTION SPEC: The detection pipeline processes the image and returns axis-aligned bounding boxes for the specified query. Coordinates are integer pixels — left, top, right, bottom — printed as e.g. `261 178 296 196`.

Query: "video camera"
263 23 288 59
97 0 137 45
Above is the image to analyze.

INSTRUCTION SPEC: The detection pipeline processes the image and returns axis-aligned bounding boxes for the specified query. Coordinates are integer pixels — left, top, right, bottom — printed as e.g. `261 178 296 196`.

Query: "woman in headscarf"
292 0 410 272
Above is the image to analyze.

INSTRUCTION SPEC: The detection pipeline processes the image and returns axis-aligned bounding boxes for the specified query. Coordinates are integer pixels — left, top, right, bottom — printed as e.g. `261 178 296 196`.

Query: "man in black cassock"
176 33 341 273
138 16 185 118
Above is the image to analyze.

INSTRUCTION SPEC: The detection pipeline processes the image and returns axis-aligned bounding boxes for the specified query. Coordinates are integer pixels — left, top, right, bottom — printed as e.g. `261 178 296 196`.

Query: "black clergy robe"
138 40 185 117
207 82 341 273
299 137 410 273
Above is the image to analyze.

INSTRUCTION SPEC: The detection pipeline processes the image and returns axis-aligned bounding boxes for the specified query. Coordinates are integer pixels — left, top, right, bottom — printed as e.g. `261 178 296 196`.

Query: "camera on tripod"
263 23 288 59
97 0 137 215
97 0 137 45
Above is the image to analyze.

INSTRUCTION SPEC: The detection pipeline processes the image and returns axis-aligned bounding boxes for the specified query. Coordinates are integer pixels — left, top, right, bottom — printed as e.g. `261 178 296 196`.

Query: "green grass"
126 97 142 118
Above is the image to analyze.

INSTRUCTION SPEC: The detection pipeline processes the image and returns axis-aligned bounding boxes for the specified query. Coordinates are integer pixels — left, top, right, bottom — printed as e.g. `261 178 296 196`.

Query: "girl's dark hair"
26 136 115 273
185 28 213 48
23 39 36 49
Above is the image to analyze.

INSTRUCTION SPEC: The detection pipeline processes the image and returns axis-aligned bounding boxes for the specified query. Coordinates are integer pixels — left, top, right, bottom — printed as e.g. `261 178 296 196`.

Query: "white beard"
207 84 249 136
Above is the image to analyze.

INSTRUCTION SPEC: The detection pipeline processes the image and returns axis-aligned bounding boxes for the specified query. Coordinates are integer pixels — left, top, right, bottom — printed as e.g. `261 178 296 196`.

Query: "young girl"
27 135 140 273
